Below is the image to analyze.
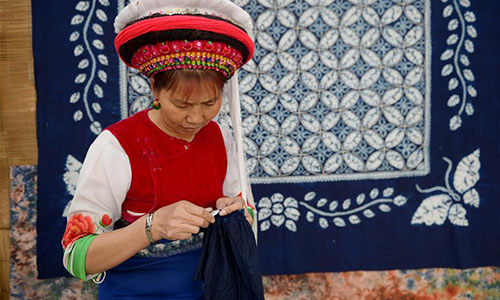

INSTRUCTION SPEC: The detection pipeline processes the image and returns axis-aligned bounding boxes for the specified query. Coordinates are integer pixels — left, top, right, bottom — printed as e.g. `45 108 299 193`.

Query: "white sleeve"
62 130 132 280
67 129 131 230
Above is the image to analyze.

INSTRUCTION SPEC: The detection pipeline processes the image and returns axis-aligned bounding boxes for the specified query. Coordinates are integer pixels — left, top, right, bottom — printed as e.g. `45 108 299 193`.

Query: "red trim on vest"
106 109 227 223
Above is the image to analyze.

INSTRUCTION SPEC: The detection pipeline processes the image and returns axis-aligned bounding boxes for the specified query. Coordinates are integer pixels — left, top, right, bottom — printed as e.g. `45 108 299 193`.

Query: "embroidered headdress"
114 0 255 207
114 0 254 79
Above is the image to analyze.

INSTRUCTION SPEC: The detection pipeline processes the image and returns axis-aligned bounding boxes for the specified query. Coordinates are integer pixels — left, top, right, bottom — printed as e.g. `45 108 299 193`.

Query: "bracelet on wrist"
145 212 155 245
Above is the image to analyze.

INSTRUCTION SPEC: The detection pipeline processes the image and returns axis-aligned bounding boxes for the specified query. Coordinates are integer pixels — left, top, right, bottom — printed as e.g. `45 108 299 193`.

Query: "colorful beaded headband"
131 39 244 78
115 15 254 79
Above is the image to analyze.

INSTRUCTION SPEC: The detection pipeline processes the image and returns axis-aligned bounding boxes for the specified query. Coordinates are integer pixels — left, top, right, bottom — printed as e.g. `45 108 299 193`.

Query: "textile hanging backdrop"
11 166 500 299
34 0 500 278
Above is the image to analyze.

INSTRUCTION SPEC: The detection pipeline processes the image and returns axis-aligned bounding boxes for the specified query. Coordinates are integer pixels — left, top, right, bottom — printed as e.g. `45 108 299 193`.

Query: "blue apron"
98 236 204 300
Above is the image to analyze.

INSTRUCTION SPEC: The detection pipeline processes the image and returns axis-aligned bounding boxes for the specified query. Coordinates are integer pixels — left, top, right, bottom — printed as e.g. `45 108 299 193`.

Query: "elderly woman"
61 0 256 298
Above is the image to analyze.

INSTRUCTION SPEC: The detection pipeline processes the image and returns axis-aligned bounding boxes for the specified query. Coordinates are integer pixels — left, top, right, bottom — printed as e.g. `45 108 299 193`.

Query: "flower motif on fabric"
62 155 82 217
62 213 96 248
258 193 300 232
412 149 480 226
62 212 113 249
99 214 112 227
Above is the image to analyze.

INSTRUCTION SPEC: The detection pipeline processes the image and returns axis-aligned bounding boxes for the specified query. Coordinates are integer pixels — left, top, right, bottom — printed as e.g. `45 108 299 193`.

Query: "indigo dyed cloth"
34 0 500 278
195 211 264 300
12 166 500 299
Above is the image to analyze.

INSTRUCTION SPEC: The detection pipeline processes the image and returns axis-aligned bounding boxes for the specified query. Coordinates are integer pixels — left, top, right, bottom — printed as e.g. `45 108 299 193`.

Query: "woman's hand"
216 197 253 225
151 200 215 241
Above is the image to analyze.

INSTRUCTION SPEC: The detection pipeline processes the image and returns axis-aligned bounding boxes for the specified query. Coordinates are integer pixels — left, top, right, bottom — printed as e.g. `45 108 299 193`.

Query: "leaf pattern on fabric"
68 0 109 134
440 0 479 131
259 188 407 231
453 149 480 193
411 194 452 226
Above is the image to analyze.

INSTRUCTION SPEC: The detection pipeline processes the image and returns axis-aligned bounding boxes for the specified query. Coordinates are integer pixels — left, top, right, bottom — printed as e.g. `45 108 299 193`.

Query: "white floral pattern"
235 0 431 183
69 0 110 135
62 155 83 217
411 149 481 227
258 193 301 232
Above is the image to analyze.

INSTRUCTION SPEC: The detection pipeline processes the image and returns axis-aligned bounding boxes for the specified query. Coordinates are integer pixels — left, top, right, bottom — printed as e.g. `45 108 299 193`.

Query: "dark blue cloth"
195 211 264 300
99 248 203 300
33 0 121 278
246 0 500 275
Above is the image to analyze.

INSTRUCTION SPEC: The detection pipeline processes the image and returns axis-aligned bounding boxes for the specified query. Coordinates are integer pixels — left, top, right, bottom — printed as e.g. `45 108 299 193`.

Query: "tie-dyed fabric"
33 0 500 277
10 166 500 299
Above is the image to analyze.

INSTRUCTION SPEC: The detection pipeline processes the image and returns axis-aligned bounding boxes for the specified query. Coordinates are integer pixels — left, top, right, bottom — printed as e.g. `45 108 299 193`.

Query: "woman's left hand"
216 197 253 225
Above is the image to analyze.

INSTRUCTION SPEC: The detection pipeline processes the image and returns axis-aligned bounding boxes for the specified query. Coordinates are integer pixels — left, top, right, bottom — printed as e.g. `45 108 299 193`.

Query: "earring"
153 98 161 110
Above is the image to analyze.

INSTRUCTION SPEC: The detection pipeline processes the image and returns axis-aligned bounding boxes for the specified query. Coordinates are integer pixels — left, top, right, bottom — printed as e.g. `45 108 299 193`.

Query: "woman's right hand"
150 200 215 241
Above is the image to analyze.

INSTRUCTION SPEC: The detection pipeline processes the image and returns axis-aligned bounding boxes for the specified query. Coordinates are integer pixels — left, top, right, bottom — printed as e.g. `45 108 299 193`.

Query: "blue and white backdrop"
34 0 500 278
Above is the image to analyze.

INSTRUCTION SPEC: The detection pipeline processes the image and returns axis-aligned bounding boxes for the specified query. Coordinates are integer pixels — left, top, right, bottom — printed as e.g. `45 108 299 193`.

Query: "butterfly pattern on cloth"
411 149 481 227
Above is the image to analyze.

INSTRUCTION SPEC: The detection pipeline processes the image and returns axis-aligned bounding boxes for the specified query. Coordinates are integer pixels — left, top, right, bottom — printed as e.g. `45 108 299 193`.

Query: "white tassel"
225 72 257 240
226 72 248 204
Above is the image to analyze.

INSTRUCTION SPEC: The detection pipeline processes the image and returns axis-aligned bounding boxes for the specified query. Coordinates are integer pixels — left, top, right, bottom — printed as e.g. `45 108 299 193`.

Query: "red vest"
106 109 227 223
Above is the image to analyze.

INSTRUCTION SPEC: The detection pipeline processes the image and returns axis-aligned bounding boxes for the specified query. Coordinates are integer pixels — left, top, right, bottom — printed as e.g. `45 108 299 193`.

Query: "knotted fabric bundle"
195 210 264 300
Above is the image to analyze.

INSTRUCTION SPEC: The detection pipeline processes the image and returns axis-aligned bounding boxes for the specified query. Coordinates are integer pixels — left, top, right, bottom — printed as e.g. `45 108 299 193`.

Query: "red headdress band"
114 15 254 78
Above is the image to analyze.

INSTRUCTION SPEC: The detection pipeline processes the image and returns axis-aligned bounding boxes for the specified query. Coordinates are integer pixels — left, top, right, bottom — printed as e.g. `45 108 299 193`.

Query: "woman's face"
154 82 222 141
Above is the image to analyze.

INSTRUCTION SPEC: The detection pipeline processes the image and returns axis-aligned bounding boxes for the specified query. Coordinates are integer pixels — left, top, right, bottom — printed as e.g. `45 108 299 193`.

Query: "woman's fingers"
219 197 245 216
153 201 216 241
186 214 211 228
216 197 231 209
184 202 215 224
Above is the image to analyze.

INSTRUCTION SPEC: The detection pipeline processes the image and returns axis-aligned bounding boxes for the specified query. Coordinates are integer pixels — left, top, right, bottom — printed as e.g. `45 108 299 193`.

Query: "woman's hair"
153 69 227 100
